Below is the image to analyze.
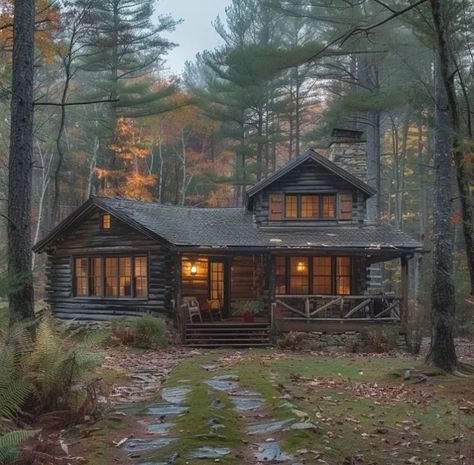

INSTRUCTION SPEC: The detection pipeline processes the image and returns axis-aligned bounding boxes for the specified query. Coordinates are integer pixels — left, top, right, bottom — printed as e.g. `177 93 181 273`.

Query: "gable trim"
33 197 173 253
245 149 375 209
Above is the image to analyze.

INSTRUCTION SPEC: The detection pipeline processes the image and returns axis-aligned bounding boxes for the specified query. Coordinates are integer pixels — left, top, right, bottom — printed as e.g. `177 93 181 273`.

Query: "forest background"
0 0 472 335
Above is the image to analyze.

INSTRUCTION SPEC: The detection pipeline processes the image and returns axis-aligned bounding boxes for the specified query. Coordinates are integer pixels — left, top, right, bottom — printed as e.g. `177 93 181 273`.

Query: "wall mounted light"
296 261 306 273
190 264 197 275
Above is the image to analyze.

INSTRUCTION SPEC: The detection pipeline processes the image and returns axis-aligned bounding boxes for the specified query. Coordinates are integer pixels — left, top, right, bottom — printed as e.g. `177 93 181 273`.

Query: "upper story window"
284 194 337 219
101 213 111 230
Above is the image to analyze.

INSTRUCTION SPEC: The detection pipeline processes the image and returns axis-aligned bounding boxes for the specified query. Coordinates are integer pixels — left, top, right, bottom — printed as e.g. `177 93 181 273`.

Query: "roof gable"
246 149 375 209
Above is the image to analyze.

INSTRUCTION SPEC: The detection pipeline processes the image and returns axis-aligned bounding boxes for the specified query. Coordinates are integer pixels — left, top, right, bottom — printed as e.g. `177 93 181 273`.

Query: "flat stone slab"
210 398 225 409
290 421 320 431
255 442 294 462
147 422 175 435
161 386 191 404
213 374 239 381
205 379 240 392
231 389 261 397
122 437 177 453
190 446 231 459
248 419 293 435
231 397 265 411
146 403 189 417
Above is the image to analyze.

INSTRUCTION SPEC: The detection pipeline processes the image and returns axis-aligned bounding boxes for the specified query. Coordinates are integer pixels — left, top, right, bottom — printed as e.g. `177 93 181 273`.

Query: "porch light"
296 261 306 272
190 264 197 275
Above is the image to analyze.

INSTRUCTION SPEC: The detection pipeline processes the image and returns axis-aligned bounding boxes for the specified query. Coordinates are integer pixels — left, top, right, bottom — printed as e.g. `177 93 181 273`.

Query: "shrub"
278 331 307 350
346 328 400 354
111 314 168 349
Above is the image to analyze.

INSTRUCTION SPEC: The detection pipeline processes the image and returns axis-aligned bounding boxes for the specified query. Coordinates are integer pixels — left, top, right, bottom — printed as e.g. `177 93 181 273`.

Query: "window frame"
100 213 112 231
283 193 339 220
72 254 149 300
275 255 353 296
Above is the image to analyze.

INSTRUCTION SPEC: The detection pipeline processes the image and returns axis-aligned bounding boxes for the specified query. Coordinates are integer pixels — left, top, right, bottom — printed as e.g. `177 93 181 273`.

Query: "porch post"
173 252 184 339
400 255 409 327
266 253 276 331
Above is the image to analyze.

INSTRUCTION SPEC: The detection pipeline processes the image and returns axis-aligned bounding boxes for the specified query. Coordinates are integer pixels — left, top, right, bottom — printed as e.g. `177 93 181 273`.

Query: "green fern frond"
0 429 38 464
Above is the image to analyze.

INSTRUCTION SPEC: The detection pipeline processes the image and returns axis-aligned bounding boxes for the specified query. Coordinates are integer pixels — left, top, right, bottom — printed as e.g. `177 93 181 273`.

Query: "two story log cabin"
34 131 422 346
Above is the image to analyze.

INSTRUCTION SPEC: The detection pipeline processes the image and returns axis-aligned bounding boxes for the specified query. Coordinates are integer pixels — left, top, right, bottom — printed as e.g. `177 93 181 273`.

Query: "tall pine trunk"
8 0 35 322
425 51 457 371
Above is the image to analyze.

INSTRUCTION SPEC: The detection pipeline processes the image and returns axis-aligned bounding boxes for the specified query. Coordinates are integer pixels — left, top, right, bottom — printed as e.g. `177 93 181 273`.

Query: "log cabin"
33 130 422 346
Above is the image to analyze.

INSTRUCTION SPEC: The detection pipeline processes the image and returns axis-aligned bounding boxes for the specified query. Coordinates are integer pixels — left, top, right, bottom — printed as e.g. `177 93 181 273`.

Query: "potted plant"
234 299 262 323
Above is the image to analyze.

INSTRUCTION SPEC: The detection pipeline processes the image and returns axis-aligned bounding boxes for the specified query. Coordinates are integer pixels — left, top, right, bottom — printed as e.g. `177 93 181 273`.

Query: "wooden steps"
184 322 272 347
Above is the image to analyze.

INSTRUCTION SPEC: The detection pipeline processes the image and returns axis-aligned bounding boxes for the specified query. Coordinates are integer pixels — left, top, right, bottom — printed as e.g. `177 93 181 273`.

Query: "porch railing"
272 294 401 322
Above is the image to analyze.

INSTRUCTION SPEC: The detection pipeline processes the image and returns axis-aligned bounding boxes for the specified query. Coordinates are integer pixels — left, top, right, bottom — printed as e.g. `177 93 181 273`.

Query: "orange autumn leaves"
97 117 156 201
0 0 59 62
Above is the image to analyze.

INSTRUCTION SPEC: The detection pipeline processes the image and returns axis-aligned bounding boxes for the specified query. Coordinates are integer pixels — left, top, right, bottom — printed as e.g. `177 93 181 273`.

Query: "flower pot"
243 312 255 323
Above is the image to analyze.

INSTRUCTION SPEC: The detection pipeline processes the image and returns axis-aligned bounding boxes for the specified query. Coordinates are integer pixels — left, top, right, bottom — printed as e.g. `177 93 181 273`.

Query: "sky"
156 0 233 76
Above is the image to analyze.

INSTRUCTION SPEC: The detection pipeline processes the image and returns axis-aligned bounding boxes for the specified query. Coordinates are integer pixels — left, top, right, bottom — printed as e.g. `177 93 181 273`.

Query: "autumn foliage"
97 117 156 201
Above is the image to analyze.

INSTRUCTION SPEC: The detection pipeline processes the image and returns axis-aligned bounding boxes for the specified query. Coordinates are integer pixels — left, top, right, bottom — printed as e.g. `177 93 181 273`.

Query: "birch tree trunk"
8 0 35 322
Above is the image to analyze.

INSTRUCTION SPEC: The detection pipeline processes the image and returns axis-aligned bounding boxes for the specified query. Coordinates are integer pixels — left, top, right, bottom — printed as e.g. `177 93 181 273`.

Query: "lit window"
336 257 351 295
321 195 336 218
289 257 309 294
75 258 88 296
301 195 319 218
101 214 111 230
313 257 333 294
105 257 118 297
119 257 132 297
134 257 148 297
285 195 298 218
90 257 102 296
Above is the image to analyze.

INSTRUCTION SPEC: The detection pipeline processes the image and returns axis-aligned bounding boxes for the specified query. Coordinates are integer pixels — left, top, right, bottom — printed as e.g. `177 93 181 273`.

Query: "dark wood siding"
44 209 174 321
253 159 366 225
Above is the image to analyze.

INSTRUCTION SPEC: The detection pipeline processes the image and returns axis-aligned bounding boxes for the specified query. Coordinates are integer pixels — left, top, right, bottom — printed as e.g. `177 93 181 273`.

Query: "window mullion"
131 256 135 298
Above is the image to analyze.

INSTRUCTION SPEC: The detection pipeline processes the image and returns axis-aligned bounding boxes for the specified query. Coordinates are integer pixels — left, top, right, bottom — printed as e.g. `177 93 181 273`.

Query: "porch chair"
183 296 202 323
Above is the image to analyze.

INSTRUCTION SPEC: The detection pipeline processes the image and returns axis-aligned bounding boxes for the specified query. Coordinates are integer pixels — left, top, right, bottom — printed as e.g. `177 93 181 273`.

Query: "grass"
148 352 246 465
64 348 473 465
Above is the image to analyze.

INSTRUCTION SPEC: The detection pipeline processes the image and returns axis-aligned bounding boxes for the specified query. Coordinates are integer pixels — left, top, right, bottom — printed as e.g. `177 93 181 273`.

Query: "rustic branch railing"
274 295 401 322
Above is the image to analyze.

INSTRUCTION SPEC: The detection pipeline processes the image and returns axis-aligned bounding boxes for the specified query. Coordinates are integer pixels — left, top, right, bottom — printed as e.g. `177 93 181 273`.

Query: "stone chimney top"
329 128 365 144
328 128 367 182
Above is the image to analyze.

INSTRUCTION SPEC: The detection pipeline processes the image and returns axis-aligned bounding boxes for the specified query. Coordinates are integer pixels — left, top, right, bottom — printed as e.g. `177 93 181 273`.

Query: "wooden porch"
176 251 410 346
272 294 403 333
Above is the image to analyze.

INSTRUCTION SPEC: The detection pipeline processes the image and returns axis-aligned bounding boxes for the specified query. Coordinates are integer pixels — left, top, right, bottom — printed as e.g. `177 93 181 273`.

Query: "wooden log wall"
180 256 209 303
44 209 175 321
231 255 265 302
253 159 366 226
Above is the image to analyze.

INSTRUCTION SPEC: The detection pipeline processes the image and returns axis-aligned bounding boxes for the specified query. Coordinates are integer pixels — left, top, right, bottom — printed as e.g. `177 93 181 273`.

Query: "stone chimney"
328 128 367 182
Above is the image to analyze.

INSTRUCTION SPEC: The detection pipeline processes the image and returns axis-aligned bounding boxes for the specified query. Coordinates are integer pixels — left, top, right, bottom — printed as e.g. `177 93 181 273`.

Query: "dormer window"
284 194 336 219
101 213 111 230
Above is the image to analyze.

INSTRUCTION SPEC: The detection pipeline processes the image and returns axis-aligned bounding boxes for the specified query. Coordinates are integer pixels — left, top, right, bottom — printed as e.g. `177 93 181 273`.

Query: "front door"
209 258 229 317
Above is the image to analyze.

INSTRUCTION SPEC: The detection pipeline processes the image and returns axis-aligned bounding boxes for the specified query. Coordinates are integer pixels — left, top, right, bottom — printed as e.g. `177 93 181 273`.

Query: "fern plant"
23 312 102 416
0 345 35 464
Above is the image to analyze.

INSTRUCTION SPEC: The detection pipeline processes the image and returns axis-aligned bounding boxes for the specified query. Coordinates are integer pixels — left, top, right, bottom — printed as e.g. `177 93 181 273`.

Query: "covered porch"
175 249 413 346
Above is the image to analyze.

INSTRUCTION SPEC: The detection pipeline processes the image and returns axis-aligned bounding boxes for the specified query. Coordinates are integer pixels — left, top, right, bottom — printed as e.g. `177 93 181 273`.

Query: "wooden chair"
183 296 202 323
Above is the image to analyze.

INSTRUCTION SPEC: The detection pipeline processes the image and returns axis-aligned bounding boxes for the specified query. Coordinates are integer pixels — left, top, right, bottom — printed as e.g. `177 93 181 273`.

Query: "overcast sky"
157 0 233 76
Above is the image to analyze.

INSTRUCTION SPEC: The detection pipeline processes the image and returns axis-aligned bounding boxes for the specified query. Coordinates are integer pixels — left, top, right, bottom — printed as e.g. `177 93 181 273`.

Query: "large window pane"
105 257 118 297
75 258 88 296
301 195 319 218
289 257 309 294
134 256 148 297
313 256 333 294
119 257 132 296
285 195 298 218
336 257 351 295
90 257 102 296
322 195 336 218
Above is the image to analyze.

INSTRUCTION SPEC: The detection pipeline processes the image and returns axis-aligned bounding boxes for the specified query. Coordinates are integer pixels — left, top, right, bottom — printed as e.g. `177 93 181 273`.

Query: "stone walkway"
117 361 321 465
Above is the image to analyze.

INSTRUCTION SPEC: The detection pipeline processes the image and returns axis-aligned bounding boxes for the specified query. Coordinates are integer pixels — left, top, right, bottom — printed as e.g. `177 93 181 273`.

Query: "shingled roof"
33 196 422 254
